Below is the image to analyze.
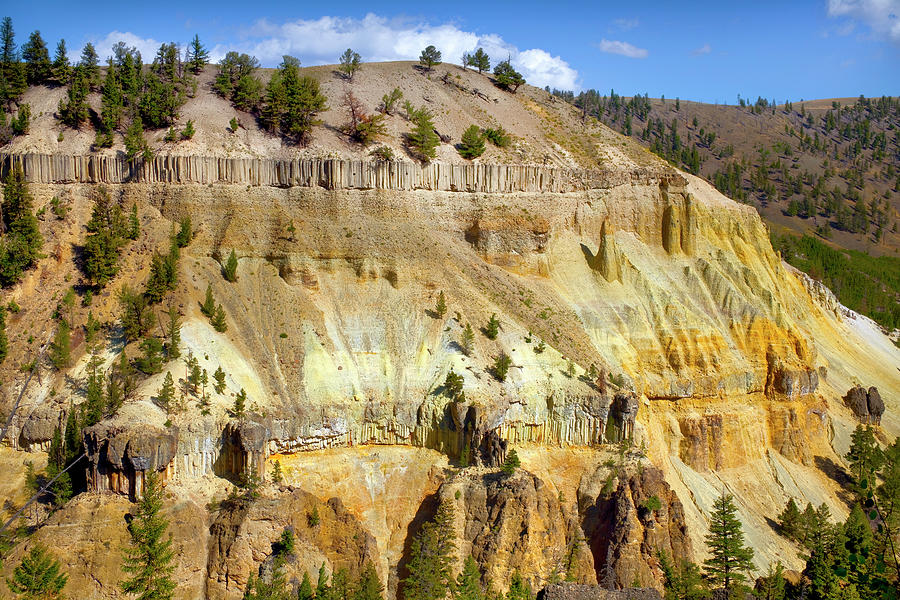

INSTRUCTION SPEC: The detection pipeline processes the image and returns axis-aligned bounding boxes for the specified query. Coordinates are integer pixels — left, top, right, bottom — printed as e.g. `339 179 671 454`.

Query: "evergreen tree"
83 187 128 286
297 572 314 600
119 285 155 341
777 498 802 541
120 471 176 600
46 424 72 505
0 304 7 364
186 35 209 74
703 492 754 596
164 306 181 360
461 323 474 357
51 39 70 84
754 562 785 600
419 46 442 71
213 366 226 394
128 204 140 240
846 425 883 502
484 314 499 340
501 448 520 476
454 557 482 600
492 60 525 92
468 48 490 74
201 285 216 317
0 17 27 104
99 60 124 135
6 543 68 599
137 337 163 375
435 291 447 318
354 563 384 600
233 388 247 419
58 67 89 128
458 126 485 159
211 304 227 333
223 249 238 282
270 460 283 484
79 42 100 90
156 372 175 412
443 370 465 403
338 48 362 81
505 572 532 600
22 30 51 85
492 353 511 382
407 110 439 161
658 551 709 600
402 500 456 600
49 322 71 369
1 164 43 287
277 57 326 144
175 217 191 248
124 118 150 161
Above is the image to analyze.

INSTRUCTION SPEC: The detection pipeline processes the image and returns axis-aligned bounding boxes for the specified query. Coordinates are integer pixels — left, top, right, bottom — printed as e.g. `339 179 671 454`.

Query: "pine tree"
658 551 708 600
223 249 238 282
233 389 247 419
164 306 181 360
137 337 164 375
211 304 227 333
407 110 439 161
58 67 89 128
754 562 785 600
51 39 70 84
297 572 314 600
458 126 485 159
271 460 283 484
435 291 447 318
175 217 191 248
777 498 802 541
186 35 209 74
454 556 482 600
484 314 499 340
505 572 532 600
22 30 51 85
443 370 465 403
213 366 226 394
338 48 362 81
846 425 883 502
492 353 511 382
124 118 149 161
0 304 8 364
469 48 490 74
461 323 474 357
354 563 384 600
492 60 525 92
120 471 176 600
6 543 68 599
403 500 456 600
1 165 43 286
703 492 754 596
49 322 71 369
157 372 175 412
129 204 140 240
79 42 100 89
201 285 216 317
501 448 520 476
46 424 72 505
0 17 27 104
419 46 442 71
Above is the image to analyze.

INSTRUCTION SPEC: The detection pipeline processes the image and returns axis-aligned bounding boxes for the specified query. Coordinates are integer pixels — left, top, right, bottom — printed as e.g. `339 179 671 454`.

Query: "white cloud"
826 0 900 42
89 31 163 63
197 14 580 91
596 39 648 58
613 18 640 31
691 43 712 56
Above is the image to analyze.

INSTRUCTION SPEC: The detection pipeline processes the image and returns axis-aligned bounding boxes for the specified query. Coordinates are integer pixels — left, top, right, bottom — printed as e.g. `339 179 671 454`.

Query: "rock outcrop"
579 466 690 590
439 469 597 592
843 385 885 425
83 422 178 498
207 487 379 599
541 584 662 600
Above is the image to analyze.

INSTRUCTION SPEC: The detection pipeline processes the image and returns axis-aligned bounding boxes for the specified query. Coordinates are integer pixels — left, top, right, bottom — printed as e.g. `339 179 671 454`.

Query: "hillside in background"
558 90 900 330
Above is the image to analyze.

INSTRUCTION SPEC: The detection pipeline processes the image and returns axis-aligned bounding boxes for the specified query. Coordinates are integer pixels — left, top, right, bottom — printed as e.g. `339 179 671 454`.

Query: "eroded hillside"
0 60 898 600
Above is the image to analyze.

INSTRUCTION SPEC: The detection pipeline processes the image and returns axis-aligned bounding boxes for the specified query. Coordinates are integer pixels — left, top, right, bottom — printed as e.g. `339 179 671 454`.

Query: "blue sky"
4 0 899 102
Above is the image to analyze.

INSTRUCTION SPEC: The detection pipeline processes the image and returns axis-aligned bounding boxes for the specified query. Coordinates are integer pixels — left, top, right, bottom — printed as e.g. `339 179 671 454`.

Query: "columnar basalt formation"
82 423 177 499
0 153 674 193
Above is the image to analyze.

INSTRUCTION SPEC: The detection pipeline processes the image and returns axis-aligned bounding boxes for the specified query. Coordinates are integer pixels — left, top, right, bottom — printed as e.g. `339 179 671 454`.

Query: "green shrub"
458 125 485 159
